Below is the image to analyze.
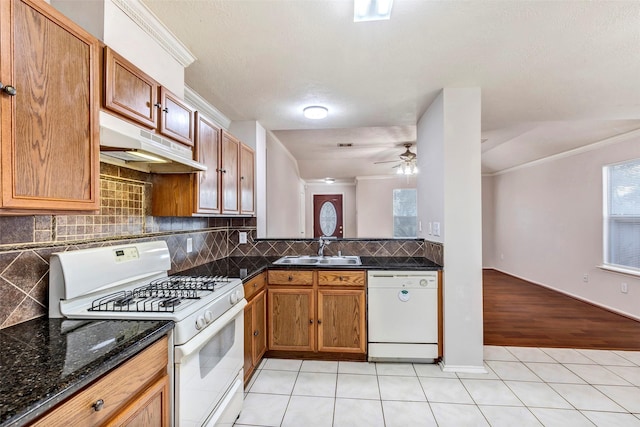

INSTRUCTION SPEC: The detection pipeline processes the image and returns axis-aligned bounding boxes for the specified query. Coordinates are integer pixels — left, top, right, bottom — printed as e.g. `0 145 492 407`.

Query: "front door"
313 194 343 238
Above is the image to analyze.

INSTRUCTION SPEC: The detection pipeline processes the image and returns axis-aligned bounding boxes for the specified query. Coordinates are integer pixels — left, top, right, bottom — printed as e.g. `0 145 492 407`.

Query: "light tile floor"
234 346 640 427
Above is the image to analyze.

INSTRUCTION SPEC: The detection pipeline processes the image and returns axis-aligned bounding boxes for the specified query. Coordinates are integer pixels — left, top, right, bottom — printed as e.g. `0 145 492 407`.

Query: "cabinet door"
243 301 254 382
194 113 221 214
268 288 315 351
252 289 267 364
105 375 170 427
220 131 240 214
158 87 195 148
0 0 99 211
240 143 255 215
317 289 366 354
104 47 158 129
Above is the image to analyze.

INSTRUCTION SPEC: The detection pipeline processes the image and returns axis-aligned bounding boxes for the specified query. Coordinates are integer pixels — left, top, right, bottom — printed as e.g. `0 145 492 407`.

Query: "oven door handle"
174 299 247 363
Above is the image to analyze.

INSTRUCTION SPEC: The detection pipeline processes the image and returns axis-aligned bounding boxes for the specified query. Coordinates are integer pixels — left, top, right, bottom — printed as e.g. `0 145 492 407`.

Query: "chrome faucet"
318 236 331 256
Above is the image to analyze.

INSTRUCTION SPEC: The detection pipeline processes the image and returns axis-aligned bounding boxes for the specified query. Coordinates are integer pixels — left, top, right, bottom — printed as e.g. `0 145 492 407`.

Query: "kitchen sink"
273 255 362 266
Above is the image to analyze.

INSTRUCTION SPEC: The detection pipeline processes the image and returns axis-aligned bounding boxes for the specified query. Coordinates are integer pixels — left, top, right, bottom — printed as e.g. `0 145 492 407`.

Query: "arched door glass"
319 201 337 236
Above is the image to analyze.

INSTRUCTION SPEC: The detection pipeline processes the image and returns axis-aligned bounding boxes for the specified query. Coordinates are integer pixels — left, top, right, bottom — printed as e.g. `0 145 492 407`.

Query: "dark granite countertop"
0 318 173 427
179 256 442 281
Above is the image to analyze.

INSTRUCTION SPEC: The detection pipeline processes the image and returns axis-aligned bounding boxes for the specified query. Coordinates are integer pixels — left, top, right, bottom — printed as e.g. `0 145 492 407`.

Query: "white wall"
265 132 303 238
488 133 640 320
356 176 417 238
305 183 357 238
417 88 484 372
482 175 496 268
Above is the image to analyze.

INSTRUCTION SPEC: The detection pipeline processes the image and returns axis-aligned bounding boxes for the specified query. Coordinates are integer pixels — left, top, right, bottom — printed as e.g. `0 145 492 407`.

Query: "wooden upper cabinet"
103 47 157 129
103 47 195 148
194 113 221 214
240 143 255 215
0 0 100 212
158 87 195 147
220 130 240 214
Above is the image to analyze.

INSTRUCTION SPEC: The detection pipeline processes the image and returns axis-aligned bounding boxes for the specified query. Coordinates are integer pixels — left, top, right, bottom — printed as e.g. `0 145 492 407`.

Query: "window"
393 189 417 238
604 158 640 271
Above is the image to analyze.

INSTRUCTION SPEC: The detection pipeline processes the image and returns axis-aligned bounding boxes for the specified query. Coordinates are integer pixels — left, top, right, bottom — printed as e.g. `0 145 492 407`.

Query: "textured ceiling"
142 0 640 177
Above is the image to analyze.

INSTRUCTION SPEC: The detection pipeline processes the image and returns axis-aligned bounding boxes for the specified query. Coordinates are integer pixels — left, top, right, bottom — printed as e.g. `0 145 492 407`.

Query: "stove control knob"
195 315 206 330
236 289 244 301
230 292 238 304
204 310 214 323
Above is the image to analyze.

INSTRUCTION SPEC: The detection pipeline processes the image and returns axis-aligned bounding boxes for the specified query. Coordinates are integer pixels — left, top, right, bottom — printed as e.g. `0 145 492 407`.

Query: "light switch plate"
433 222 441 237
239 232 247 244
186 238 193 253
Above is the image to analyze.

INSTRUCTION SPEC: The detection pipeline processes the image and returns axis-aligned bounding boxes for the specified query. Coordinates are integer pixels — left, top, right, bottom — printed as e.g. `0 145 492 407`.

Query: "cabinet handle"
92 399 105 412
339 276 344 281
163 107 169 113
288 275 293 281
241 176 245 180
309 319 313 324
154 103 162 109
253 283 257 288
317 319 322 324
0 83 16 96
253 330 259 336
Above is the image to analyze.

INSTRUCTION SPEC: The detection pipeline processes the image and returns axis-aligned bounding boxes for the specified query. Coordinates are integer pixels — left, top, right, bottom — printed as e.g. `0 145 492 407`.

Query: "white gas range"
49 240 246 427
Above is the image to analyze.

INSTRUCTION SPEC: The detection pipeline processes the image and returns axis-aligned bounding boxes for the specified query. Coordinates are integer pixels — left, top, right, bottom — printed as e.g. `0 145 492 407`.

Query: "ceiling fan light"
303 106 328 119
396 167 403 175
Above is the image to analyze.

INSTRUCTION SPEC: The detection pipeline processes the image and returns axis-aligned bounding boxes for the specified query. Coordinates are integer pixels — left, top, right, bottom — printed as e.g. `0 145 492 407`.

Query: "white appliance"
49 241 245 427
99 111 207 173
367 270 439 362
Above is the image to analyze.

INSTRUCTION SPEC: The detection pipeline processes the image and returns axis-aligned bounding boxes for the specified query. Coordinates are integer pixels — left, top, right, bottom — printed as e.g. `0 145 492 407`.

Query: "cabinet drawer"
244 273 266 300
317 270 365 287
268 270 314 286
31 336 168 427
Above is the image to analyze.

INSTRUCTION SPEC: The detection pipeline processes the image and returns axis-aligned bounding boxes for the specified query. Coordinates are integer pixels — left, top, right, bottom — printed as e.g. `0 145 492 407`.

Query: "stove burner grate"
87 275 231 313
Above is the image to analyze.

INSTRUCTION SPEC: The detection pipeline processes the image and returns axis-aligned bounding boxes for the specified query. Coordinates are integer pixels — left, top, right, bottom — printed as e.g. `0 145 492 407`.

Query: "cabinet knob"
253 330 259 336
309 319 313 324
154 103 162 108
241 176 245 180
288 275 293 281
253 283 257 288
0 83 16 96
317 319 322 324
92 399 105 411
162 107 169 113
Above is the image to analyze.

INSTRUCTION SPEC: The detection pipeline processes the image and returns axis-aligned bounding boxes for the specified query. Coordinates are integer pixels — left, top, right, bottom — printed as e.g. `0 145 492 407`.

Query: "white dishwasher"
368 270 439 362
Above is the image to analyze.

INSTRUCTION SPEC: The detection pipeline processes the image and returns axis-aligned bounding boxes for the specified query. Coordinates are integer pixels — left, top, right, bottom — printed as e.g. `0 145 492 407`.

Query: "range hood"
99 111 206 173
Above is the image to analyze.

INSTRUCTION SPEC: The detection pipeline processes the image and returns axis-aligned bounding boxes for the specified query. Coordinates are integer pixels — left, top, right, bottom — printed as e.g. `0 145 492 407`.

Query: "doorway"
313 194 343 238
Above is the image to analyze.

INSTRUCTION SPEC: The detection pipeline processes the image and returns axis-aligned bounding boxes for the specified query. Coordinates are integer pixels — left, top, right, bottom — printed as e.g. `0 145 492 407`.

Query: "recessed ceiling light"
354 0 393 22
303 106 328 119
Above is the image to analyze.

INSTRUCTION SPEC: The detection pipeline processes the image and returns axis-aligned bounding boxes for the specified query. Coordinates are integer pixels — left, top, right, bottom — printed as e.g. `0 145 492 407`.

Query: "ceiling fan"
374 143 418 175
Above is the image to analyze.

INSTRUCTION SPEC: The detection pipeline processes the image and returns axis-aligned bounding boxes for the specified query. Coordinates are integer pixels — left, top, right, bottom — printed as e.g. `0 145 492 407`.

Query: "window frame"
602 157 640 276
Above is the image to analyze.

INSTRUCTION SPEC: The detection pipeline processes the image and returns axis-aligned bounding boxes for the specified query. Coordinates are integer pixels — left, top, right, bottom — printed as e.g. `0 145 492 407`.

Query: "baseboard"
488 268 640 322
439 360 487 374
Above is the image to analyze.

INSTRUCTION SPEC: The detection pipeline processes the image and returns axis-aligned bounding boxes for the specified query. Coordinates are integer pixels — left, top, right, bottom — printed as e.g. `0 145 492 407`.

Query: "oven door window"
200 321 234 377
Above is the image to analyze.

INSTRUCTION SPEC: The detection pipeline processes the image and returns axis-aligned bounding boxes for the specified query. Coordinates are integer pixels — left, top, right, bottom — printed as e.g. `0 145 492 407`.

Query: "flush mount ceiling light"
303 106 328 119
324 177 336 184
354 0 394 22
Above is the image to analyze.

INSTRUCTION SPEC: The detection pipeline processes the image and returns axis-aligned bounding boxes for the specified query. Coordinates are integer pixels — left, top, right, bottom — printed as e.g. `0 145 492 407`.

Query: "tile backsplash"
0 163 442 329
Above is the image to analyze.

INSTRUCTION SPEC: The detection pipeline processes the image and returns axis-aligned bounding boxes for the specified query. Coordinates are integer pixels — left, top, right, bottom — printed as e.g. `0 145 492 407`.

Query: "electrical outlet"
621 282 628 293
433 222 441 237
239 232 247 244
186 238 193 253
583 274 589 283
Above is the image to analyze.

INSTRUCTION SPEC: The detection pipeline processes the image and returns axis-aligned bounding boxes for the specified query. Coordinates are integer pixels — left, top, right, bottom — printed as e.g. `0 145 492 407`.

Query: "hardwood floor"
483 269 640 350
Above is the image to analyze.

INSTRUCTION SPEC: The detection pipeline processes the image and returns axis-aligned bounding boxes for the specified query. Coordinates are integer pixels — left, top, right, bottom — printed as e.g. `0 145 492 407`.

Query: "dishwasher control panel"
367 271 438 289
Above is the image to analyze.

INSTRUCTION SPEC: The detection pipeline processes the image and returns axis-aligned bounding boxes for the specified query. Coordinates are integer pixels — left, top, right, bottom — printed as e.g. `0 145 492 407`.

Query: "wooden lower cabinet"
244 289 267 383
268 287 315 352
317 288 366 353
30 337 169 427
267 270 366 357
